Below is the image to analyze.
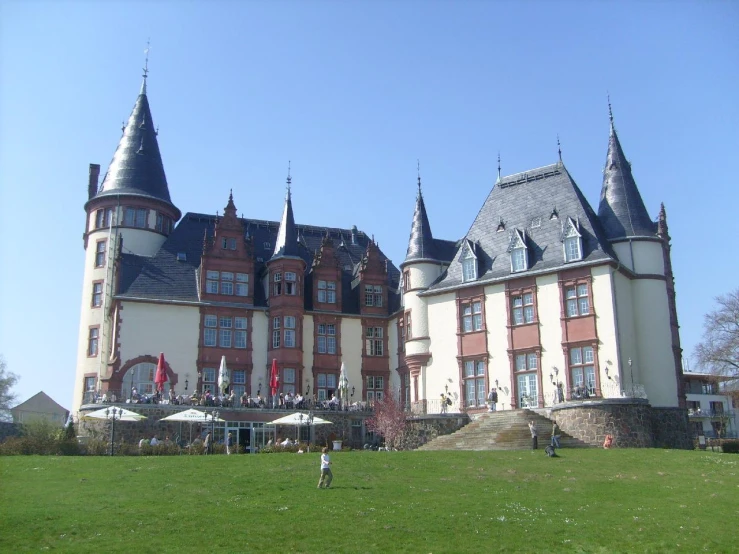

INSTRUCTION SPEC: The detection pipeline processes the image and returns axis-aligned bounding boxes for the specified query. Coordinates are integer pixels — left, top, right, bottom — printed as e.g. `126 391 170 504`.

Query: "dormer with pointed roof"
597 111 654 241
271 171 300 261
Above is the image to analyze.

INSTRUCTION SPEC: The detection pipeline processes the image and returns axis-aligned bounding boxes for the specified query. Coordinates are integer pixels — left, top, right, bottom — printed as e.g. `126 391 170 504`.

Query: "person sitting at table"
256 394 264 407
294 393 304 409
328 393 339 410
204 390 213 406
228 390 236 406
241 392 249 407
285 392 294 409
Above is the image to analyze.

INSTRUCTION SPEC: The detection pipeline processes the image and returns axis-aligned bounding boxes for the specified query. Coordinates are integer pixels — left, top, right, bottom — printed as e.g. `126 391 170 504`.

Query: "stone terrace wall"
552 400 653 448
651 407 692 450
404 416 470 449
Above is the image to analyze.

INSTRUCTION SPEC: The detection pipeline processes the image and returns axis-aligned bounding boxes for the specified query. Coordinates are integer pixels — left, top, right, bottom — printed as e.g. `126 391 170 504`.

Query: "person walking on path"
317 447 333 489
551 422 561 449
528 420 538 450
226 432 234 455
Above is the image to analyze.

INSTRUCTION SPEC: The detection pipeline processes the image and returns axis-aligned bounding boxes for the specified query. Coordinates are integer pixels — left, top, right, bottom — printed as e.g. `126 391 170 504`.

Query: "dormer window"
221 237 236 250
509 229 528 273
460 240 478 282
563 218 583 262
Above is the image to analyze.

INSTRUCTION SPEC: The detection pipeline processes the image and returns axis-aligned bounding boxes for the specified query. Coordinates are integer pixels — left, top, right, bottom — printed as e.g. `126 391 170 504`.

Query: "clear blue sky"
1 1 737 410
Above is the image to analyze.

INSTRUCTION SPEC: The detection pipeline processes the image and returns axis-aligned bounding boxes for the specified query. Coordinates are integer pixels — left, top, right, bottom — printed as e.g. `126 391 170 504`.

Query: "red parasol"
155 352 168 393
269 358 279 397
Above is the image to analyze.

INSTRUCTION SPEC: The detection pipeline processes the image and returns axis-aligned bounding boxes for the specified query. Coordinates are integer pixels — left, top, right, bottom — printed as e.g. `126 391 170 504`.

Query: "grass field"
1 449 737 553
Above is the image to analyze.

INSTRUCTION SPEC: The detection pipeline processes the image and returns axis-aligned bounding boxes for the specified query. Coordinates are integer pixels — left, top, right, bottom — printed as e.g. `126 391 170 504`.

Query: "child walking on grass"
317 447 333 489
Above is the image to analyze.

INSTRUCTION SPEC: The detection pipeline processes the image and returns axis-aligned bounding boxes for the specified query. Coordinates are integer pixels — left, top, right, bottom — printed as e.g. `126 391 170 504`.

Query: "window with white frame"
95 240 106 268
272 317 281 348
405 312 412 340
206 271 219 294
284 316 296 348
124 207 147 228
364 285 383 307
231 370 246 397
563 219 583 262
366 375 384 402
317 323 337 354
317 372 337 400
85 376 96 392
461 301 483 332
566 283 590 317
273 272 282 296
285 272 297 295
95 208 112 229
463 359 486 408
219 316 232 347
511 247 527 272
91 282 103 308
511 292 534 325
515 352 538 373
202 367 216 394
204 315 217 347
235 273 249 296
220 272 234 296
282 368 296 394
122 362 158 395
569 346 595 396
318 280 336 303
234 317 247 349
365 326 384 356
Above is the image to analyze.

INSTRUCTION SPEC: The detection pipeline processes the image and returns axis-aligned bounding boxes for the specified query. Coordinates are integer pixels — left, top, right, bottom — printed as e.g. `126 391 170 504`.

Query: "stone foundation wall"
552 400 653 448
404 416 470 449
651 407 692 450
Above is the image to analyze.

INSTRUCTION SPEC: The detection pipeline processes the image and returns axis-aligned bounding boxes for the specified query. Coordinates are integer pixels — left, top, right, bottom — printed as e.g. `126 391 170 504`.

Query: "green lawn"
1 449 737 553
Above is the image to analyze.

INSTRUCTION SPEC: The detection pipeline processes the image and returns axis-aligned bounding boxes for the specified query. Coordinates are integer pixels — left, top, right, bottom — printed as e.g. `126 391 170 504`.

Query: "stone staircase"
417 409 591 451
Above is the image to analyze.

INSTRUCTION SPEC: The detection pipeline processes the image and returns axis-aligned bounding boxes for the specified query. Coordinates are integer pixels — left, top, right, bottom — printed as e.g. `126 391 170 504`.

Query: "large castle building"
74 74 687 447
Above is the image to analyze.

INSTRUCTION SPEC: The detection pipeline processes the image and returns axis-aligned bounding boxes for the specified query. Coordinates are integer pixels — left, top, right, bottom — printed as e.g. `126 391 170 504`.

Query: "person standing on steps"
528 420 538 450
551 422 561 449
487 388 498 412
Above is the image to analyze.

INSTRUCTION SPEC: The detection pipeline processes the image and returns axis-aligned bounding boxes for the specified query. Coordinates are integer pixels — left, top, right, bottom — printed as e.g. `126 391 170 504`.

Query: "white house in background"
683 372 737 438
11 392 69 427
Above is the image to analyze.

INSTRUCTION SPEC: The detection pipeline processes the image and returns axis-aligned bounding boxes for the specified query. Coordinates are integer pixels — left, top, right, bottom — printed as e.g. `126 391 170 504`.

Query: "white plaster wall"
118 302 200 384
302 315 315 391
482 284 509 406
631 241 665 276
535 274 566 404
632 279 678 407
613 272 639 390
426 292 459 411
406 262 444 290
116 228 166 258
251 311 269 392
340 318 364 393
388 317 400 394
591 266 620 396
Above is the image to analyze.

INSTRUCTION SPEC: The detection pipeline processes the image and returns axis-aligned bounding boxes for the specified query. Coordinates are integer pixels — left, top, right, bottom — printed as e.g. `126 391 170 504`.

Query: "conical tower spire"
597 104 654 240
271 165 299 259
91 66 178 217
403 163 437 265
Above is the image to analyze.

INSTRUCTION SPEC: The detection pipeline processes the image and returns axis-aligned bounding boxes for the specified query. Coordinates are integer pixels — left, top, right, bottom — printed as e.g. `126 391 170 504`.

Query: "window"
569 346 596 396
463 360 486 408
219 316 232 348
85 376 96 392
461 301 483 333
512 293 534 325
88 327 99 357
405 312 412 340
317 323 337 354
155 213 172 234
511 247 527 272
273 272 282 296
318 280 336 303
124 207 147 228
515 352 538 372
514 351 539 408
272 317 281 348
462 257 477 282
366 375 384 402
95 208 112 229
206 270 219 294
95 240 106 268
91 282 103 307
563 219 583 262
234 317 247 349
220 272 234 296
204 315 217 347
220 237 237 250
282 368 295 394
122 362 159 396
285 272 297 295
232 370 246 397
509 230 528 272
364 285 383 307
235 273 249 297
403 270 411 292
284 316 296 348
566 284 590 317
317 372 337 400
365 326 384 356
202 367 216 394
710 401 724 414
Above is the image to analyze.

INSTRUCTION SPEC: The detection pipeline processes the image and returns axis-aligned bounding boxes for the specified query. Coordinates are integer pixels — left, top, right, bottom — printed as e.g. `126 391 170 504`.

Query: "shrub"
721 441 739 454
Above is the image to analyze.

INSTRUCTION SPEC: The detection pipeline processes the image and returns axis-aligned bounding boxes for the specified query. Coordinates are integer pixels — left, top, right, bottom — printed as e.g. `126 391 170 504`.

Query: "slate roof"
427 163 616 293
271 188 299 260
597 123 656 240
88 83 180 218
403 186 437 265
118 213 401 315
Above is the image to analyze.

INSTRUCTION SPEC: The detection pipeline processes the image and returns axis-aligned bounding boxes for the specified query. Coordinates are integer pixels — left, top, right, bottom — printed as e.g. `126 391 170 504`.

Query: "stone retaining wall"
651 407 692 450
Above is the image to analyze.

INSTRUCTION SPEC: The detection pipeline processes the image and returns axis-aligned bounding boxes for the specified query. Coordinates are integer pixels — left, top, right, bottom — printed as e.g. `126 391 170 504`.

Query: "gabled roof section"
92 82 178 216
507 229 527 252
12 391 69 415
403 180 437 265
271 184 299 261
597 119 655 240
428 163 615 292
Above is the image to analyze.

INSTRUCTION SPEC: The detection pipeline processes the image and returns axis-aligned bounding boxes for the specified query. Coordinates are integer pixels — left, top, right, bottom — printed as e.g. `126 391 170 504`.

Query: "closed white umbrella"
218 356 230 395
338 362 349 409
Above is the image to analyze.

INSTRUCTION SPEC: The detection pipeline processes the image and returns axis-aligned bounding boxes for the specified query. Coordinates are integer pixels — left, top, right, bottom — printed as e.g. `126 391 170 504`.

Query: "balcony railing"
689 409 735 419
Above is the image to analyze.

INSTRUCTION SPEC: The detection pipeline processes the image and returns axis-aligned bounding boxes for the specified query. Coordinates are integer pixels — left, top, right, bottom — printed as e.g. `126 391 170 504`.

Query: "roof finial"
417 159 421 195
286 160 292 197
496 152 501 182
141 39 150 95
557 134 562 163
607 92 614 126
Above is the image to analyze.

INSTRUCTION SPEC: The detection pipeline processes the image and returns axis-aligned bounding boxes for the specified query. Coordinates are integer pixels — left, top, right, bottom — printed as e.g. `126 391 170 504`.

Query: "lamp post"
106 406 124 456
211 410 219 454
628 358 634 396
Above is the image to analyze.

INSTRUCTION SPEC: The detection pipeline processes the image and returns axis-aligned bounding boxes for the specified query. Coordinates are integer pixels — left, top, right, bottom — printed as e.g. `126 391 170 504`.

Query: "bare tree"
366 392 408 450
695 288 739 377
0 356 20 422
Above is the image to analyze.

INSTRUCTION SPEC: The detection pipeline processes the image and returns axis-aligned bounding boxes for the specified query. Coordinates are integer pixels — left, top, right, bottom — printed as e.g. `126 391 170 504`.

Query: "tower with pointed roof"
73 70 180 411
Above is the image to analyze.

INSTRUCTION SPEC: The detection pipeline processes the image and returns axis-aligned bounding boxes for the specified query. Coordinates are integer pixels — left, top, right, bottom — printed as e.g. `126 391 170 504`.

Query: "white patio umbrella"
338 362 349 409
218 356 230 395
160 408 224 445
267 412 331 444
81 407 147 421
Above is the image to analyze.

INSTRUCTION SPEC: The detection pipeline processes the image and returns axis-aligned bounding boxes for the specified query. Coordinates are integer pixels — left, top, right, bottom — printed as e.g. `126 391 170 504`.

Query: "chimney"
351 225 358 245
88 163 101 200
